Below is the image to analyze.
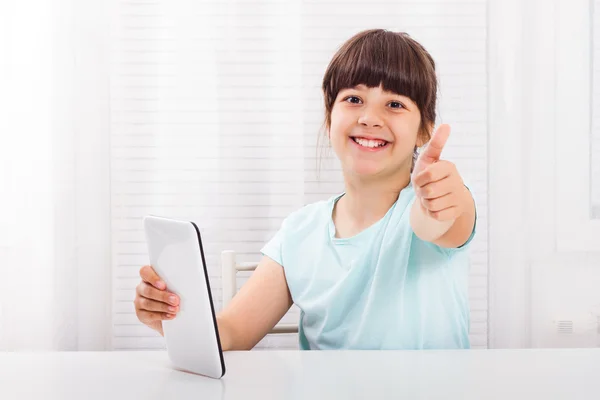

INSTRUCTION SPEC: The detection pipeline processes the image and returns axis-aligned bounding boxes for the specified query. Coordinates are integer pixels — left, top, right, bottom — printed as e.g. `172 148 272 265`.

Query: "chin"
345 160 386 178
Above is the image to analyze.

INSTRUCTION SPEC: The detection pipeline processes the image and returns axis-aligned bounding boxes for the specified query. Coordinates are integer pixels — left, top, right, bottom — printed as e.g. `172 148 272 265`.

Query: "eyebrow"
341 86 412 103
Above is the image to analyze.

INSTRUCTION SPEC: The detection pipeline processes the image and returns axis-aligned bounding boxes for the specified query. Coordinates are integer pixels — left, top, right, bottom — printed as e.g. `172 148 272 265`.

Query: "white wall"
593 0 600 219
488 0 600 349
0 0 112 351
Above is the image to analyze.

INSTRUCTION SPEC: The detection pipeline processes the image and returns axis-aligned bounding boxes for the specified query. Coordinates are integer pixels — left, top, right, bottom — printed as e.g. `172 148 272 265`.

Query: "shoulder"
260 194 337 266
278 194 338 233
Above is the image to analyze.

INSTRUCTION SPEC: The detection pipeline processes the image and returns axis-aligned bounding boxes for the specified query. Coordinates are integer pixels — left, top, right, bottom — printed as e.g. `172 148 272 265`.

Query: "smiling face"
329 83 425 179
321 29 438 183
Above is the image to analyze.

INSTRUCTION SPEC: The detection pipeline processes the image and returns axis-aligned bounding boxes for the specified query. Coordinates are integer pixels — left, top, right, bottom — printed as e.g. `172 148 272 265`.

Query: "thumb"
420 124 450 162
140 265 166 290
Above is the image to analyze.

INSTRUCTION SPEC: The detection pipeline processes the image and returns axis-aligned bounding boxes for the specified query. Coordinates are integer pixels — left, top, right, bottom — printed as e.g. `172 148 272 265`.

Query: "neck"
333 168 411 237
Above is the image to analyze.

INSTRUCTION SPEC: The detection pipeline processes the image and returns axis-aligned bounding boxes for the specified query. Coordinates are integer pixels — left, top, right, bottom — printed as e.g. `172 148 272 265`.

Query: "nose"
357 108 383 128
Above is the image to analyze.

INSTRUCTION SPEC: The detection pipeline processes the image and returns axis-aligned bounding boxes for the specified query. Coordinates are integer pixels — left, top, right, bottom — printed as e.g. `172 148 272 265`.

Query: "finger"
420 124 450 162
139 265 166 290
416 178 454 200
137 309 176 323
413 160 454 187
421 193 457 212
136 281 180 306
426 206 460 221
135 295 180 314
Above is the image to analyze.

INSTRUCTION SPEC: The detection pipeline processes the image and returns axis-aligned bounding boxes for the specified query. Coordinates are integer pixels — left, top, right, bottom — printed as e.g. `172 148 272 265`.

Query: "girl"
134 29 477 351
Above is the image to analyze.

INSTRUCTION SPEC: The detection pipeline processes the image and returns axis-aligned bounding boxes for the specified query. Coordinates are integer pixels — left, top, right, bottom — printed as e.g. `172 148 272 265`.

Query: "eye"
388 101 405 109
343 96 362 104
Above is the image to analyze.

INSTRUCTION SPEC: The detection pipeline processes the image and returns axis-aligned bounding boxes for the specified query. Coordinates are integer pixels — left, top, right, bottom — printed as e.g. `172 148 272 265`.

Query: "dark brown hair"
320 29 438 160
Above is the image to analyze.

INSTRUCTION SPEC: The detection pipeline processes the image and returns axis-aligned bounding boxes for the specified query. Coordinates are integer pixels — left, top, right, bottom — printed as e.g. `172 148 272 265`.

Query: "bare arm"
410 124 476 249
216 255 293 351
410 185 475 248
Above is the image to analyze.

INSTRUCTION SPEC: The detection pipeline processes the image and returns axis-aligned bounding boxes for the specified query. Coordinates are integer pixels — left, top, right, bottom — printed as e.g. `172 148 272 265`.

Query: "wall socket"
552 310 600 347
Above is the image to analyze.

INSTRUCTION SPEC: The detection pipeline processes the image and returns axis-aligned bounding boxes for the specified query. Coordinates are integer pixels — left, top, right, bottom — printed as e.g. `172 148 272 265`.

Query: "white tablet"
143 215 226 379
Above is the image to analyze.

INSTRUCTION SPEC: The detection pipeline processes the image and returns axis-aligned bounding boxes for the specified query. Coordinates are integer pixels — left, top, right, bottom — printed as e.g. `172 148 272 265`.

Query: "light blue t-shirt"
260 183 476 351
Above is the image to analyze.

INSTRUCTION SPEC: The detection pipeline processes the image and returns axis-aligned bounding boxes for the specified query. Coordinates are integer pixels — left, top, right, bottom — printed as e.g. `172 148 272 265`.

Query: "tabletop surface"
1 348 600 399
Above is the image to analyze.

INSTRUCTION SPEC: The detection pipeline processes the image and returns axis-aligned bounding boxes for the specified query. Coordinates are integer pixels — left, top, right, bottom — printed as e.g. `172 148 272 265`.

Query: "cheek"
391 119 420 149
386 122 420 165
329 129 347 157
329 109 352 144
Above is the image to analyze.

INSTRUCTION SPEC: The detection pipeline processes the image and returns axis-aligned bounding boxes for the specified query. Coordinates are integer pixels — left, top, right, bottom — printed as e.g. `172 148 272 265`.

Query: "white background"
0 0 599 351
594 0 600 218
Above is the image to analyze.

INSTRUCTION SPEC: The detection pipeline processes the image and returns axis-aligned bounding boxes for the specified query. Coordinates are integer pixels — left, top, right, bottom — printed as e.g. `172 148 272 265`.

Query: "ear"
415 122 434 147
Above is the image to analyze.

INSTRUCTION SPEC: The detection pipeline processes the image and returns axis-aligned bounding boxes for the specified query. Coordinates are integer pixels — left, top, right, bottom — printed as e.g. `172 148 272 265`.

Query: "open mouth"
351 136 389 149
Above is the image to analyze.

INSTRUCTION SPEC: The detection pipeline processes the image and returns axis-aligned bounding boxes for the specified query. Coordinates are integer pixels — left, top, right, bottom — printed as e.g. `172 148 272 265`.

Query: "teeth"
354 137 386 148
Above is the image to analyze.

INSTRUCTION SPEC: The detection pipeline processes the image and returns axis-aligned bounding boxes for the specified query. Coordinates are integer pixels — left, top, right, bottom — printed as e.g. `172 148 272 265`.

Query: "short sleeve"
260 217 288 266
260 203 314 267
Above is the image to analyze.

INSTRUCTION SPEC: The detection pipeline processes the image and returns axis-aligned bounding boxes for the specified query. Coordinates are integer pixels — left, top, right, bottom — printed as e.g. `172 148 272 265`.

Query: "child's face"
328 84 424 180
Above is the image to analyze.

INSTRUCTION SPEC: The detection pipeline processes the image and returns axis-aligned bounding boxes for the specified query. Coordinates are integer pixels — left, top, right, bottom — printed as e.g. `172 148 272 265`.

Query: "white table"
1 348 600 399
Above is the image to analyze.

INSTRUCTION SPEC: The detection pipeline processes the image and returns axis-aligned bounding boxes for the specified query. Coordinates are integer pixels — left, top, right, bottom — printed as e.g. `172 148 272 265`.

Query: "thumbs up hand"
411 124 470 222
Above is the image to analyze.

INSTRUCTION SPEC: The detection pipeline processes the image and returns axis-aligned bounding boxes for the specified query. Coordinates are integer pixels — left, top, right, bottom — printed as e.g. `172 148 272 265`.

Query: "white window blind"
109 0 488 350
593 0 600 219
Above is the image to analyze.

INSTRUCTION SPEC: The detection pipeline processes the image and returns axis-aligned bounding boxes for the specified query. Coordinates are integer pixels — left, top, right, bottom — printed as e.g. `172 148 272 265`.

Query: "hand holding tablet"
139 215 226 379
